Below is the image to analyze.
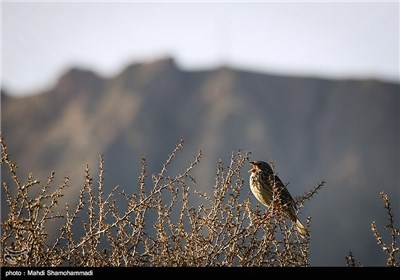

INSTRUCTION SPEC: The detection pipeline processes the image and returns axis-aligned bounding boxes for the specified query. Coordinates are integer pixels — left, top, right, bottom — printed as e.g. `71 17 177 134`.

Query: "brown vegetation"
1 134 397 267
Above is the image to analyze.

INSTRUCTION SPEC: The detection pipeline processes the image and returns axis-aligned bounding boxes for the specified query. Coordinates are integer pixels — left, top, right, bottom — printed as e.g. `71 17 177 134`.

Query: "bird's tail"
295 219 309 237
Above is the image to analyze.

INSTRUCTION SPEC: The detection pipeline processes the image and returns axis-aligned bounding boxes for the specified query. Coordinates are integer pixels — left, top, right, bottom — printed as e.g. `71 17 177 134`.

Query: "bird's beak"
248 161 257 173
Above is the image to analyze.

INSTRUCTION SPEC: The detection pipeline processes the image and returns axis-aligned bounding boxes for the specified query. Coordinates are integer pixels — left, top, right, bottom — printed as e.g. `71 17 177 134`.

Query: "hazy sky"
2 1 399 96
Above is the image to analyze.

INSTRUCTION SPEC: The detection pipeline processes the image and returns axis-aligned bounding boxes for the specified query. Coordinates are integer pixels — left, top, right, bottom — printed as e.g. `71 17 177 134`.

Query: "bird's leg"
263 207 274 220
271 203 286 222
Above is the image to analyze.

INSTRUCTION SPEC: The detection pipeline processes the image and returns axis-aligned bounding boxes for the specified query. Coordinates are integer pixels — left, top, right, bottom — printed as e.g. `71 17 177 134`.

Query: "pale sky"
2 1 399 96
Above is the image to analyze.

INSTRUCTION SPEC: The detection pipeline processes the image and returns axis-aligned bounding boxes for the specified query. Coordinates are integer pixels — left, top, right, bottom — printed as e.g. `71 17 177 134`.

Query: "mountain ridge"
1 57 399 266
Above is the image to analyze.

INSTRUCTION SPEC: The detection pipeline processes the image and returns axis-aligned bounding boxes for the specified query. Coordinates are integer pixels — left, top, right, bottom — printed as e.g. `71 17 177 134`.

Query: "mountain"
1 57 399 266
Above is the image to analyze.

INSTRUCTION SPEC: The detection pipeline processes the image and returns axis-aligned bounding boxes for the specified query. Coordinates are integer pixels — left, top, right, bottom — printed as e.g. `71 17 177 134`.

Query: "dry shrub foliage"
346 192 400 267
1 134 325 267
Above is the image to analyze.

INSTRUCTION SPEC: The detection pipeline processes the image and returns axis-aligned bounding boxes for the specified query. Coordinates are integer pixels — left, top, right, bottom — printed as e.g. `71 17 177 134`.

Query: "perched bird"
248 161 309 237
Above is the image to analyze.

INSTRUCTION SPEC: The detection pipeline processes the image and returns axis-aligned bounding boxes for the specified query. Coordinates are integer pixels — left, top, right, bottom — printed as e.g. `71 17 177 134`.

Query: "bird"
248 160 309 237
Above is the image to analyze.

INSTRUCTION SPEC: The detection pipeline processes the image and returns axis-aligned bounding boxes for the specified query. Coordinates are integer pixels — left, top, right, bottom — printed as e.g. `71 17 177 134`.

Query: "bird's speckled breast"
249 172 273 207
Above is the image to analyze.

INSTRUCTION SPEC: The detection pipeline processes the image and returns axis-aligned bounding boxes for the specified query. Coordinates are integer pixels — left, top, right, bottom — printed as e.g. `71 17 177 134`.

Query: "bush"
4 134 398 267
346 192 399 267
0 134 333 267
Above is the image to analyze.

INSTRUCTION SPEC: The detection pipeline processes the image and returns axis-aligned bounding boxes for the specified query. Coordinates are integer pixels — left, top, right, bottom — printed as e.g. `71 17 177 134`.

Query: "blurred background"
1 1 399 266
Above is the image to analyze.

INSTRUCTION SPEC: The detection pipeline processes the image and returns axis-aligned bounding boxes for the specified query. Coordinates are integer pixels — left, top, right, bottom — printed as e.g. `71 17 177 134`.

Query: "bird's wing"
273 174 297 210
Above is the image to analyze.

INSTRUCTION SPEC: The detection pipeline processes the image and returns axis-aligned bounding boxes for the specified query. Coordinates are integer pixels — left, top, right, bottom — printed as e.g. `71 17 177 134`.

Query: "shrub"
347 192 399 267
1 134 324 266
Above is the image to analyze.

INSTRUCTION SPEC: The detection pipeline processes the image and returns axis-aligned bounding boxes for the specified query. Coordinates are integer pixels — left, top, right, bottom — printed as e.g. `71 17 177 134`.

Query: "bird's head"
248 161 273 173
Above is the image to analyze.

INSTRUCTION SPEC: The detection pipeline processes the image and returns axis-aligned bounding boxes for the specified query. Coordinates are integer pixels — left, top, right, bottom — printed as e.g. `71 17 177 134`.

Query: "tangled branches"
1 134 323 267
